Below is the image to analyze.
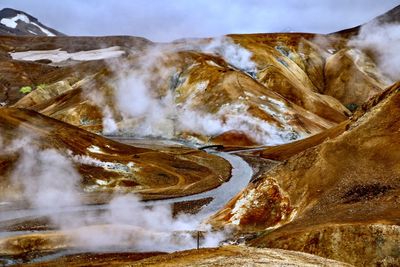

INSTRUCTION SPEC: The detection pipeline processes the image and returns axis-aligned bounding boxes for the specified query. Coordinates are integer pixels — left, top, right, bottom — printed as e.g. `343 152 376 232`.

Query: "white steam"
102 106 118 135
72 195 225 251
92 44 177 137
12 148 81 209
3 135 81 209
111 56 178 137
2 132 226 252
201 36 257 73
96 37 299 145
177 102 300 145
349 21 400 82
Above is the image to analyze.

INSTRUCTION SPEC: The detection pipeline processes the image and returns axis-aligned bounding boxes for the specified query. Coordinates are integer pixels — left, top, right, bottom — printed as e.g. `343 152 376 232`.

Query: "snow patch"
327 48 336 54
244 91 254 98
0 13 55 36
206 60 222 68
68 153 134 173
31 21 55 36
10 46 125 63
87 145 104 154
95 179 110 186
0 14 30 28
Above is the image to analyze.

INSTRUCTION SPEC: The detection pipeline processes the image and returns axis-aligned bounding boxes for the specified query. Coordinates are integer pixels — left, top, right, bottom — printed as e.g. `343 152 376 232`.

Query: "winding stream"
0 142 253 235
0 139 255 266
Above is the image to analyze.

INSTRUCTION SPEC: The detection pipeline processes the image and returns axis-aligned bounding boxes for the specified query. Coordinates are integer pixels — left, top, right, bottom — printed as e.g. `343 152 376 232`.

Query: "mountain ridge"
0 8 64 36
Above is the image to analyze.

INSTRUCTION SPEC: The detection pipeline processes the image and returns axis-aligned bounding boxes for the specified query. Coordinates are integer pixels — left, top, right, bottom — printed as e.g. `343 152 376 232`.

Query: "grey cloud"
1 0 400 41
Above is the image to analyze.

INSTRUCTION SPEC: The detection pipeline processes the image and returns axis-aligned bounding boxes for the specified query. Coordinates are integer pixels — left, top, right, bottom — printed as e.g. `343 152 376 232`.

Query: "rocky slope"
0 243 351 266
17 246 351 267
1 5 395 148
0 107 231 203
0 30 389 146
210 83 400 266
0 35 341 145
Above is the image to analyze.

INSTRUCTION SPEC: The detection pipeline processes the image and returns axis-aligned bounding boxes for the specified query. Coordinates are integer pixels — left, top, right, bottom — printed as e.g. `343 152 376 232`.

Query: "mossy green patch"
19 86 32 94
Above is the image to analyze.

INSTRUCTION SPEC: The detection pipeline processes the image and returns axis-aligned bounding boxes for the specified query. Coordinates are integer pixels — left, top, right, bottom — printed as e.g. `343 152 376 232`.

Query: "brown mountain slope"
4 38 344 145
0 4 396 147
1 30 390 146
230 33 390 115
0 35 150 106
324 48 390 106
229 34 350 123
210 83 400 266
0 5 399 267
0 107 231 203
255 120 349 161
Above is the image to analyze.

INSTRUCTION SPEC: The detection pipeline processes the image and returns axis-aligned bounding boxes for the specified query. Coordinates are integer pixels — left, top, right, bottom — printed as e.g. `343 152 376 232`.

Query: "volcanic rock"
3 245 351 267
210 83 400 266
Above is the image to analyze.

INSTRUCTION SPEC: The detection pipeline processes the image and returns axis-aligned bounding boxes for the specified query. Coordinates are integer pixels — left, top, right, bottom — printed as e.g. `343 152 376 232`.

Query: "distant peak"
332 4 400 37
374 4 400 24
0 7 64 37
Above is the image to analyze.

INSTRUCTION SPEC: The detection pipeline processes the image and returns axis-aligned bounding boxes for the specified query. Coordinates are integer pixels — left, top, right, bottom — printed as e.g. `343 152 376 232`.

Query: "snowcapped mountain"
0 8 64 36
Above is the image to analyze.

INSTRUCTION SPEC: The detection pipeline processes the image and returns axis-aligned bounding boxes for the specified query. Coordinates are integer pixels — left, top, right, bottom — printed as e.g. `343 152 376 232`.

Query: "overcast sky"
2 0 400 41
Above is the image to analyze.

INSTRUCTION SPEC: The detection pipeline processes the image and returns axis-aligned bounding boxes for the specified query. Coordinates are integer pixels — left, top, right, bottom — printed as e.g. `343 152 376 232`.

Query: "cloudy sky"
2 0 400 41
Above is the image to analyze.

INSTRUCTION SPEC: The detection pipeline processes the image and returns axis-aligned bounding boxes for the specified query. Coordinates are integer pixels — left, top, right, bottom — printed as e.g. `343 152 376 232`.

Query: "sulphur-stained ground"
210 83 400 266
12 246 352 267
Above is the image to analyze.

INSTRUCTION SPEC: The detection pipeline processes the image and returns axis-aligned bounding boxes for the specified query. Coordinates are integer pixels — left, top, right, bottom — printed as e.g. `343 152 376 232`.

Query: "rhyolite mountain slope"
0 25 391 146
0 34 345 146
210 83 400 266
0 107 231 203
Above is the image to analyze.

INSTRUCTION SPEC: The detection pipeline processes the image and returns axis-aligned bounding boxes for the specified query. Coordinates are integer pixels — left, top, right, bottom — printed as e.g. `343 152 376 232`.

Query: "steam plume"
93 37 299 145
349 21 400 82
1 132 226 252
